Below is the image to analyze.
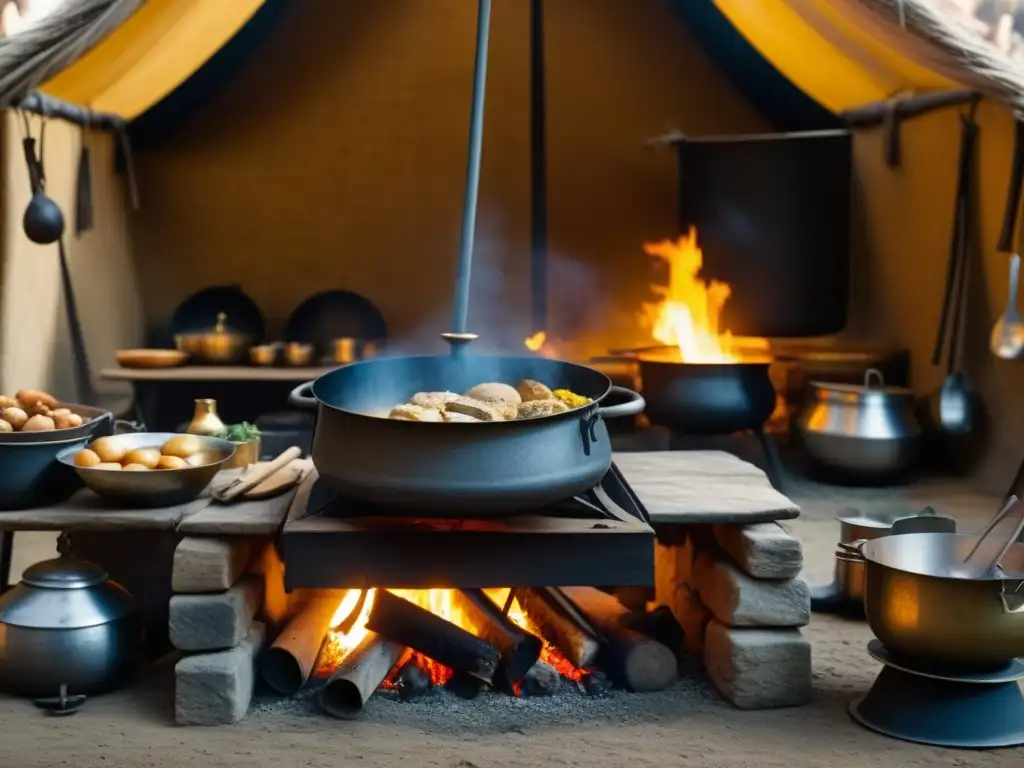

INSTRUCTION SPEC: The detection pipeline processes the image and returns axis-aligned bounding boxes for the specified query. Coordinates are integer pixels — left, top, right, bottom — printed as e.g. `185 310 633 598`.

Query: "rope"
857 0 1024 113
0 0 146 108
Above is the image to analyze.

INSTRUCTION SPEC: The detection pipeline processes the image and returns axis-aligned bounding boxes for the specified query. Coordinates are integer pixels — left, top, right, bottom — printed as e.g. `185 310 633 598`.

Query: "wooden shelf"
100 366 335 383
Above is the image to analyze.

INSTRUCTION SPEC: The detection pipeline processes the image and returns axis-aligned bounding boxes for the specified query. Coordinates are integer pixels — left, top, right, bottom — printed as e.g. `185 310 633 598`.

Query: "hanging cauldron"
674 129 852 337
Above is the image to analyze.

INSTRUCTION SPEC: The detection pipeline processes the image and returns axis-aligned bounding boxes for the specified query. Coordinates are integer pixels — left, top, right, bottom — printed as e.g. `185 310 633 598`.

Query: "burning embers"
262 587 679 720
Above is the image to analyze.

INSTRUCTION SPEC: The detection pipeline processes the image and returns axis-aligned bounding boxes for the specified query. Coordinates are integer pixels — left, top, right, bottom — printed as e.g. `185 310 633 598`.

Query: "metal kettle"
794 369 922 482
0 534 141 698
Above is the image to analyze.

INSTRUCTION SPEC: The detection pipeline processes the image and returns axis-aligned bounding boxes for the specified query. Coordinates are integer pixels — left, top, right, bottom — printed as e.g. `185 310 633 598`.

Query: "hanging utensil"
991 253 1024 360
20 115 64 245
962 495 1022 578
927 109 982 435
441 0 492 357
992 116 1024 359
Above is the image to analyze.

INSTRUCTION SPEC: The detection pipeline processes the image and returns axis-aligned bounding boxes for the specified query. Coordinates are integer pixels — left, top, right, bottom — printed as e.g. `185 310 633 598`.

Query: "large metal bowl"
839 532 1024 668
0 402 131 444
56 433 235 508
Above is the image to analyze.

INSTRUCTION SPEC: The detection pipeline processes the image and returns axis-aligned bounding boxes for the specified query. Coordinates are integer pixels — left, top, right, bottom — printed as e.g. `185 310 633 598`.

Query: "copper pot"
175 313 252 364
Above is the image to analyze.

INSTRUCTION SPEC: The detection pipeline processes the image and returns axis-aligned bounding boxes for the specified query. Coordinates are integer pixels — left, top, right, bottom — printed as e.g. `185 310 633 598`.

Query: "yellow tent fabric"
39 0 265 120
713 0 962 112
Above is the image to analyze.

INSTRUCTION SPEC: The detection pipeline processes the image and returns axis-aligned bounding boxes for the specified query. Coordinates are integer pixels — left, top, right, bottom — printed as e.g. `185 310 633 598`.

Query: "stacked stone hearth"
170 536 269 725
654 522 811 709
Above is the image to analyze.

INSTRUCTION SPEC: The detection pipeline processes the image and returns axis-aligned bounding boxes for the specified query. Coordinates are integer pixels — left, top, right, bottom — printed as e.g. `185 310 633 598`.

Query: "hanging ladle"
991 117 1024 360
927 107 981 436
19 114 65 246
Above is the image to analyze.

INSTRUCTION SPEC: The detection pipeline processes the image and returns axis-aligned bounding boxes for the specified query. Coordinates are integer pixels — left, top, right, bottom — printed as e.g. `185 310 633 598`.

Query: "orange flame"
640 227 740 363
524 331 547 352
318 588 584 688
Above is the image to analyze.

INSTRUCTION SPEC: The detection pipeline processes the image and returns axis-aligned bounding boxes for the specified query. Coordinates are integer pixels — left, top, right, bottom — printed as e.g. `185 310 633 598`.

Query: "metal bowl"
840 532 1024 667
0 403 124 444
56 433 235 508
250 344 279 366
283 342 314 366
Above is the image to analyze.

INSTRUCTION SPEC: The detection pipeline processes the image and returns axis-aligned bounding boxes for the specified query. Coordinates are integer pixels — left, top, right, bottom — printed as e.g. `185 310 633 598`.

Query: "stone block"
696 559 809 627
713 522 803 579
175 622 266 725
172 537 252 594
703 620 811 709
169 575 263 652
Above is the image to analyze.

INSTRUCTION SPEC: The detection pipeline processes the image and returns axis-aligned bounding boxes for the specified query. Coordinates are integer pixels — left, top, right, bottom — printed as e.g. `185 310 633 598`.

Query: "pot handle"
289 381 318 410
597 386 646 420
834 539 868 563
1001 579 1024 614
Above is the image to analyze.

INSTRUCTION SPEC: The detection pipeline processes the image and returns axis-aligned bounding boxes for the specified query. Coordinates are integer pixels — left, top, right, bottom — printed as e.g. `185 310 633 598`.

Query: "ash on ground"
251 669 716 735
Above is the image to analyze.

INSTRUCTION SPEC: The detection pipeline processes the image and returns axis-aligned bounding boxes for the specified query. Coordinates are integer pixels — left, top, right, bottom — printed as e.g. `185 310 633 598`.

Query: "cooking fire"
525 227 768 363
264 586 679 720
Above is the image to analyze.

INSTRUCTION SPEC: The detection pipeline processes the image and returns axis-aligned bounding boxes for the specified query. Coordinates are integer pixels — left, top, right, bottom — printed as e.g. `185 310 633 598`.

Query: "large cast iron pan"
289 354 645 514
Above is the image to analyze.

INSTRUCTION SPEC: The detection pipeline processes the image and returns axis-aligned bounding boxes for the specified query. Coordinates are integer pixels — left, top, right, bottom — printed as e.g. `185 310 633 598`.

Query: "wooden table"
0 466 305 591
100 366 334 431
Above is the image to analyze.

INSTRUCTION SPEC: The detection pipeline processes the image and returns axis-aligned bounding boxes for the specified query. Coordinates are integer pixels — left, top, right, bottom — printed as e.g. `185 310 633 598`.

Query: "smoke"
382 212 617 359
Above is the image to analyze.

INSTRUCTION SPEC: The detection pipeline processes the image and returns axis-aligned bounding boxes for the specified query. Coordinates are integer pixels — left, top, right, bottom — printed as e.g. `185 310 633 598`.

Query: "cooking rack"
280 463 654 590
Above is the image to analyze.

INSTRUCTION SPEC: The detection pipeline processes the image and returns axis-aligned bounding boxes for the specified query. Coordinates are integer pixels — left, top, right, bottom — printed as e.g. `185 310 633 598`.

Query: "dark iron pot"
638 354 776 434
289 354 645 513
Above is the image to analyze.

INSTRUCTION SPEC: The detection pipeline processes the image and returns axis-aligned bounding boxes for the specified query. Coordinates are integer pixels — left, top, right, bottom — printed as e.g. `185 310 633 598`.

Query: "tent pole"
529 0 548 337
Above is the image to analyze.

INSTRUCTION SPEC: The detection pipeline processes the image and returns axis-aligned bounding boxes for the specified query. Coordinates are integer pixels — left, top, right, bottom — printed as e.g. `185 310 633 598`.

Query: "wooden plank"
99 366 334 383
613 451 799 524
0 491 210 531
176 477 305 535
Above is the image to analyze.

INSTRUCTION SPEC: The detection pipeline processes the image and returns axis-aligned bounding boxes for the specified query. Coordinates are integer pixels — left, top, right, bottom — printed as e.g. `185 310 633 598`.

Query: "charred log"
395 659 432 702
366 589 500 683
261 590 346 694
561 587 678 693
452 589 541 688
581 669 612 696
621 605 685 660
445 671 489 699
522 661 559 697
513 587 601 669
320 632 405 720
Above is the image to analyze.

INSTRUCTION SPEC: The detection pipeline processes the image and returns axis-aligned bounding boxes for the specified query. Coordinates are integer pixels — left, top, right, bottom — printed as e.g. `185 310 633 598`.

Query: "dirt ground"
1 466 1021 768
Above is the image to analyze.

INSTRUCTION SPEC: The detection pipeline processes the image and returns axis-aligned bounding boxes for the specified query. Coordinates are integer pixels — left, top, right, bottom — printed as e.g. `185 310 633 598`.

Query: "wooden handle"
217 446 302 501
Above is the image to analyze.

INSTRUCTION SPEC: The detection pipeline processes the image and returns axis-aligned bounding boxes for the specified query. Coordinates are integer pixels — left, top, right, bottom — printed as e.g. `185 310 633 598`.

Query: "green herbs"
219 422 261 443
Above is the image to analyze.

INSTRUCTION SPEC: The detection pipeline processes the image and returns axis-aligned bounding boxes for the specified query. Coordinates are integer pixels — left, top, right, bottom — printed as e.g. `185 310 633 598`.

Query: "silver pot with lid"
794 368 922 482
0 534 141 698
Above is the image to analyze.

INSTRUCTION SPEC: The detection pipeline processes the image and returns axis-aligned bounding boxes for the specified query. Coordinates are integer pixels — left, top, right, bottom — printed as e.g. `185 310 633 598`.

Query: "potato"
516 379 554 402
73 449 102 468
464 382 522 405
22 414 55 431
53 411 83 430
157 455 188 470
0 420 11 433
90 437 127 464
123 447 161 470
186 453 210 467
95 462 123 471
15 389 58 411
2 407 28 430
0 396 17 409
21 401 51 417
160 434 202 459
121 463 150 472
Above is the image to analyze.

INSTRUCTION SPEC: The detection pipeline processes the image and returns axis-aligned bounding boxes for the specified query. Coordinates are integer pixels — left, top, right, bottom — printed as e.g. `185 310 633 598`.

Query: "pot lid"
810 368 913 398
22 555 108 589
